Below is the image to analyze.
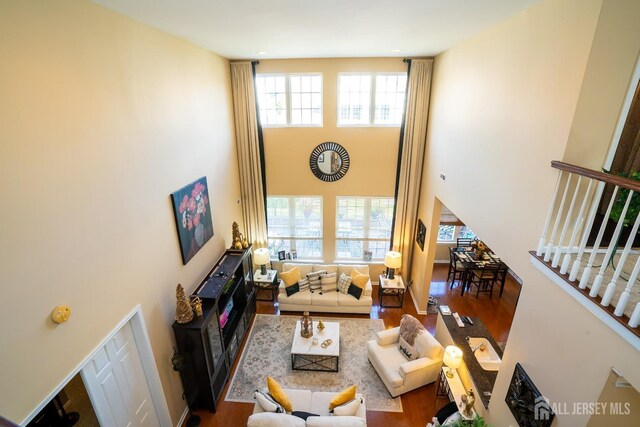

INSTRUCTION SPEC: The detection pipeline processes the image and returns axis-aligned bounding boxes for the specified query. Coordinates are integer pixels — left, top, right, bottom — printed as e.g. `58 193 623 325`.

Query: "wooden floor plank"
186 264 521 426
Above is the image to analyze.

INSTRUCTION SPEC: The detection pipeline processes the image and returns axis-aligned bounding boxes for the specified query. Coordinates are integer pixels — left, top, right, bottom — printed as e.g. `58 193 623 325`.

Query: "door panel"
82 322 160 426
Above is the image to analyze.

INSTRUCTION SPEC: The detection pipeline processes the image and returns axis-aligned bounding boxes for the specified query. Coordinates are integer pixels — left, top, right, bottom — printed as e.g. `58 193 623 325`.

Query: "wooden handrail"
551 161 640 193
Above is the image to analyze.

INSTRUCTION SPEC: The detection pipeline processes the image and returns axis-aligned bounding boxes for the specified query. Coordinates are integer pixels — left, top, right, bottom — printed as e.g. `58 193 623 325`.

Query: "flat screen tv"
219 298 234 328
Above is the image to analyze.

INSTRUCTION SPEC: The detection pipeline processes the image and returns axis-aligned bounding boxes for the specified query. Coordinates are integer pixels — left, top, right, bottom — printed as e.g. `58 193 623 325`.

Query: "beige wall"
418 0 640 425
258 58 406 278
0 1 241 424
563 0 640 169
587 370 640 427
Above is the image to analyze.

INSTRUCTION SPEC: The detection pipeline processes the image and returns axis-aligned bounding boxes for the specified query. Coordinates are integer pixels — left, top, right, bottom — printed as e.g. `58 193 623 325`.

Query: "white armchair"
367 326 444 397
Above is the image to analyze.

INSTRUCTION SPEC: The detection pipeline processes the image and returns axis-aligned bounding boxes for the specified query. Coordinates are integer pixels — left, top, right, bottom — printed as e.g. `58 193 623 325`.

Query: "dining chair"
456 238 473 248
447 247 466 289
468 264 500 298
495 262 509 297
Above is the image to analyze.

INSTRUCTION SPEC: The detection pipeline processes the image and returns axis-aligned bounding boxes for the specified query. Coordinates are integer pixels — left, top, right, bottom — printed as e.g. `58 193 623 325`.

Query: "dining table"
452 247 507 297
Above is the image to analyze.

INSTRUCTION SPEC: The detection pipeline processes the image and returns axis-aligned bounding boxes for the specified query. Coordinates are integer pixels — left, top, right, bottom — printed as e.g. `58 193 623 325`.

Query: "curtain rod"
252 60 260 65
403 58 411 63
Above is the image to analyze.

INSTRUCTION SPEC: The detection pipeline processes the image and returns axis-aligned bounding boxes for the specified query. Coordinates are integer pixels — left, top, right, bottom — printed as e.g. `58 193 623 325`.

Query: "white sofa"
278 263 373 314
247 388 367 427
367 326 444 397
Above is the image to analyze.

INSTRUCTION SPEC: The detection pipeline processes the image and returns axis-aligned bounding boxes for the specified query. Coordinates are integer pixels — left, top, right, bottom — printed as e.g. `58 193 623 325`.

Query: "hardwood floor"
186 264 521 427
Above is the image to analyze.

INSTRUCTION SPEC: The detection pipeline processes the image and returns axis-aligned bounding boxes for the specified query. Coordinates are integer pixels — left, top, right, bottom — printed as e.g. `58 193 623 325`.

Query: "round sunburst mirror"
309 142 350 182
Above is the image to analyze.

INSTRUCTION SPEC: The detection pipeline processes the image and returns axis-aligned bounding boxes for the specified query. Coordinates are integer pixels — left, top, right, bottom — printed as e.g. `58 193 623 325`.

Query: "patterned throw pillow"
254 390 284 413
297 278 310 292
320 272 337 283
308 277 322 293
398 336 419 360
337 273 352 294
307 270 327 280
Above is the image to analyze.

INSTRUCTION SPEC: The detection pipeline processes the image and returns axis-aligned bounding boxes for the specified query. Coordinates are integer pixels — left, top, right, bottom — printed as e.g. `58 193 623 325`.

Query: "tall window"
338 74 372 125
437 225 475 242
336 197 394 260
267 196 322 259
256 74 322 126
374 74 407 125
338 73 406 126
254 75 287 125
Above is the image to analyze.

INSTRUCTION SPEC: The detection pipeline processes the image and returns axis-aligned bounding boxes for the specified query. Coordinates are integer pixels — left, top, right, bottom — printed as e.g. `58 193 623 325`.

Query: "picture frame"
291 250 298 259
363 250 373 261
416 218 426 251
278 250 286 261
170 177 214 265
286 252 292 260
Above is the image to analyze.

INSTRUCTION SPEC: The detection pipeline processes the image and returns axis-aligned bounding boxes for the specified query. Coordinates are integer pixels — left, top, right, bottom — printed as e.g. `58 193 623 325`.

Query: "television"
219 298 234 328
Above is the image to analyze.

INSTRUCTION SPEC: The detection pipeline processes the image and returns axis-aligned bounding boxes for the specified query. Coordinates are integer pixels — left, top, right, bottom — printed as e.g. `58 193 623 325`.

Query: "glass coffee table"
291 320 340 372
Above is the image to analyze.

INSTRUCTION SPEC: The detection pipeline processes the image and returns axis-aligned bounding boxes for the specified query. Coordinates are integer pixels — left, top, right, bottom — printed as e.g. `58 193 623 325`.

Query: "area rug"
225 314 403 412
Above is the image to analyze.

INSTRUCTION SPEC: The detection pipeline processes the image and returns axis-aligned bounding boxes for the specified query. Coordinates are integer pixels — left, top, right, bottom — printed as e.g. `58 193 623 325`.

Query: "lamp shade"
253 248 270 265
443 345 463 369
384 251 402 269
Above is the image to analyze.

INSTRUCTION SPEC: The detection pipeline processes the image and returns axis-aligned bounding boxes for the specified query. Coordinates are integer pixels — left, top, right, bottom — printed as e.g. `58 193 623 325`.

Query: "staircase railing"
535 161 640 338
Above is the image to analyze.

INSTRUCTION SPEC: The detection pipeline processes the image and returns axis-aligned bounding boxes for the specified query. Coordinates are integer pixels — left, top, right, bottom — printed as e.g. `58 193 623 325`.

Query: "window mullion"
370 74 376 125
286 76 291 125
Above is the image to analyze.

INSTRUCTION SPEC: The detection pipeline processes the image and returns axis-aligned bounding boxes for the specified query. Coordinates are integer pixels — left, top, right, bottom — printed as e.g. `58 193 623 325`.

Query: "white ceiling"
92 0 539 59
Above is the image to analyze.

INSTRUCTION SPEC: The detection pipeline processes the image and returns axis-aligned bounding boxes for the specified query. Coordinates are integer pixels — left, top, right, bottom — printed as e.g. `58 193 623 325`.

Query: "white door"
81 321 161 426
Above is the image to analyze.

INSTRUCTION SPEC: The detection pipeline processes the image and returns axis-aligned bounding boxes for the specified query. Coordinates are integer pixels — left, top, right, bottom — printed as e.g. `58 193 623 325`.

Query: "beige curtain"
391 59 433 280
230 62 268 247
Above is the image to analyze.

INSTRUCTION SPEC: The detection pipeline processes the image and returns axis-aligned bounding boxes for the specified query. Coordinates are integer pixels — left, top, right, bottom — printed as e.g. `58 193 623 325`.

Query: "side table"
378 275 406 308
254 269 278 301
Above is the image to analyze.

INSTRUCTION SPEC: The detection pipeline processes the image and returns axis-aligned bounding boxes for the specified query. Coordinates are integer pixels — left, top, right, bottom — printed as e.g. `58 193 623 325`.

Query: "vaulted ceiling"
92 0 540 59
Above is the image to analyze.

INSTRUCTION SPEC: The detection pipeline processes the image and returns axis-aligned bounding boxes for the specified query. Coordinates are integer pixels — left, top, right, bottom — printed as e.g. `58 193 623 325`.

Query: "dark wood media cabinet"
172 247 256 412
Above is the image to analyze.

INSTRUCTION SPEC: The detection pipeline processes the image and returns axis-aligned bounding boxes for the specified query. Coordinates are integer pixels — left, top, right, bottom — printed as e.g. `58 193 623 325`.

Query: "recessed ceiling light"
391 49 401 53
257 51 267 55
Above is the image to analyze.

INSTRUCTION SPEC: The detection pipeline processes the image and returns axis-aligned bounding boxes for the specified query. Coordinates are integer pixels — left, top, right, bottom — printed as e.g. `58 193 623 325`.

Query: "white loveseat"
247 388 367 427
367 326 444 397
278 263 373 314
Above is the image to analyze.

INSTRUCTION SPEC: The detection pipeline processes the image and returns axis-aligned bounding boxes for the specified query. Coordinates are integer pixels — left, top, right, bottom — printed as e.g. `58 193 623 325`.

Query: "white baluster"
545 173 573 262
562 179 594 274
614 256 640 316
537 171 564 256
579 185 619 289
570 181 605 281
629 304 640 328
602 208 640 306
553 176 583 268
590 190 634 298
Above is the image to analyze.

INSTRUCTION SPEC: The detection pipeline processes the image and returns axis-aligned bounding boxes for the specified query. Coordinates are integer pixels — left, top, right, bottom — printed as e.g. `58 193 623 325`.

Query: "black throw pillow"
347 283 363 300
292 411 320 421
285 283 300 297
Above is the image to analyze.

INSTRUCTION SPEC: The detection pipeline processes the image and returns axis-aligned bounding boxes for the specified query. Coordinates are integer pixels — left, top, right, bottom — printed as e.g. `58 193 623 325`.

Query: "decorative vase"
300 311 313 338
194 222 205 247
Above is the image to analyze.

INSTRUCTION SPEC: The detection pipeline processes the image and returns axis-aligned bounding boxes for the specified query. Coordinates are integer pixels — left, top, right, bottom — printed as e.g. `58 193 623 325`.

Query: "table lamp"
384 251 402 279
253 248 270 276
443 345 463 378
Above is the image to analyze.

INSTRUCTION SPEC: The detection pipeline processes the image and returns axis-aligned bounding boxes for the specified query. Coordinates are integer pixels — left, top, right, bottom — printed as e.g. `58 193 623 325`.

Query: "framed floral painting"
171 177 214 264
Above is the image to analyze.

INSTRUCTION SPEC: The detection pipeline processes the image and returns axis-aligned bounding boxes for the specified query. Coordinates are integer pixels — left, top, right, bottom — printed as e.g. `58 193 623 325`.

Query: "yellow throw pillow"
350 268 369 288
329 385 357 410
267 376 293 412
280 267 301 287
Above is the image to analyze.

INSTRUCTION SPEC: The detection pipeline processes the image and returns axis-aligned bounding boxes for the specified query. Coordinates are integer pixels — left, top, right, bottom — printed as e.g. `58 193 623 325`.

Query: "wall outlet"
440 173 446 182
